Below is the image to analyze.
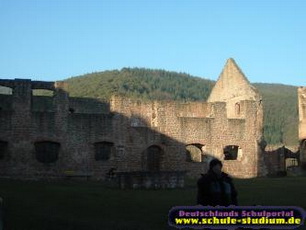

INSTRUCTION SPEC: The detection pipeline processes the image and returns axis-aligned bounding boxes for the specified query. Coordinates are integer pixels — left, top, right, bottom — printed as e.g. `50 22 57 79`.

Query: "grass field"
1 176 306 230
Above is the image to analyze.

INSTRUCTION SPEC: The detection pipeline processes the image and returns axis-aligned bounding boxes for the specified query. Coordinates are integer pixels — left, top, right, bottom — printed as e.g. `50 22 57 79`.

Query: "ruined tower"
207 58 264 177
208 58 261 115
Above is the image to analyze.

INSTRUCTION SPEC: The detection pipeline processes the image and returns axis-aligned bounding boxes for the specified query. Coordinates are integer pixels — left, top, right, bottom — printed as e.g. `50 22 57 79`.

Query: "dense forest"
254 83 298 145
0 68 299 146
65 68 215 101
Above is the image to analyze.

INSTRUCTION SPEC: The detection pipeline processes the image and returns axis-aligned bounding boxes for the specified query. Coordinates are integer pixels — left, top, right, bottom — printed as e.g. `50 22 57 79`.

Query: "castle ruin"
0 59 267 180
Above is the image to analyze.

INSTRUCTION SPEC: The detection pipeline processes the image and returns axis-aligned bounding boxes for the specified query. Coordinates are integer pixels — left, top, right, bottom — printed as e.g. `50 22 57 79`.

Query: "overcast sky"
0 0 305 86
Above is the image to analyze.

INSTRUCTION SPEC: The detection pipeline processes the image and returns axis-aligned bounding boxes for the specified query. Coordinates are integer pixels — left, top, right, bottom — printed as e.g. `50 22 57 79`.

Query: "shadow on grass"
1 177 306 230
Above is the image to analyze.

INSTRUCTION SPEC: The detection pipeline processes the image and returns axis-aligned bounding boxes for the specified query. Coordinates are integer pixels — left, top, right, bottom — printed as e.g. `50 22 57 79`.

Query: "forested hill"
0 68 299 146
253 83 298 145
65 68 215 101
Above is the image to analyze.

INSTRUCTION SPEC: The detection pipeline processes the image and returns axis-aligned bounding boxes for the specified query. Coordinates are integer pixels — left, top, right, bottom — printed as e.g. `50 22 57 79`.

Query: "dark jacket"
197 170 238 206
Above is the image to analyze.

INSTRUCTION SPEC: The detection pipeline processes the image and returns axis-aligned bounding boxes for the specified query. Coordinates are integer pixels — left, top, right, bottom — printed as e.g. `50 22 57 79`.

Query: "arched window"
35 141 60 163
94 142 114 161
186 144 203 162
142 145 163 171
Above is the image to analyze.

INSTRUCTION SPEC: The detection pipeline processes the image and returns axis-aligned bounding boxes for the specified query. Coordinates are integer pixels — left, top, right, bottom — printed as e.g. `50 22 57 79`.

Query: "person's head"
209 159 223 176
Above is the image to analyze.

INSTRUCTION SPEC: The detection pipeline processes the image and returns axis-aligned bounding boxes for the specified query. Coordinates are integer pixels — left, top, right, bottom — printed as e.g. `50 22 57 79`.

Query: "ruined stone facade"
263 145 299 176
298 87 306 164
0 59 265 179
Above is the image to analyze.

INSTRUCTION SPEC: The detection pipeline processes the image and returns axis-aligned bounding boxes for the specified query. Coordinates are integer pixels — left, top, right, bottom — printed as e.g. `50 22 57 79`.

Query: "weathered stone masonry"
299 87 306 164
0 59 266 179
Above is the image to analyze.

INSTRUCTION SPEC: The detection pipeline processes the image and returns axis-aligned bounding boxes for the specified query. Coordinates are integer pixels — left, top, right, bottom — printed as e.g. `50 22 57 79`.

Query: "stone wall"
298 87 306 163
0 59 265 180
263 145 300 176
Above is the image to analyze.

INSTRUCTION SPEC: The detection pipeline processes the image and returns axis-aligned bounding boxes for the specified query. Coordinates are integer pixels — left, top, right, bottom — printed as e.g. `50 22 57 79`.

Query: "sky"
0 0 305 86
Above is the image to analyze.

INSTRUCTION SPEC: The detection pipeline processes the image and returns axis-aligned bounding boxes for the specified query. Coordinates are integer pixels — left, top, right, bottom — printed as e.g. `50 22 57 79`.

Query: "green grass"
1 177 306 230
